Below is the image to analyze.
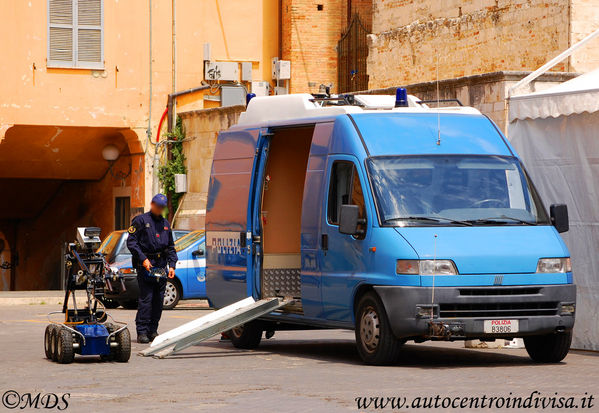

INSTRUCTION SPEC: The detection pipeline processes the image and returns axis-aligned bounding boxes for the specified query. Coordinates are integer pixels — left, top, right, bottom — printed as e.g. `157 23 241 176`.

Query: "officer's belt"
146 250 167 259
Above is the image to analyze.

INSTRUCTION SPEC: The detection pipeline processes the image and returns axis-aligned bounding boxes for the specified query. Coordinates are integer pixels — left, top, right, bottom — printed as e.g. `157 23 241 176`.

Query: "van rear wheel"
355 291 403 365
228 321 263 349
524 330 572 363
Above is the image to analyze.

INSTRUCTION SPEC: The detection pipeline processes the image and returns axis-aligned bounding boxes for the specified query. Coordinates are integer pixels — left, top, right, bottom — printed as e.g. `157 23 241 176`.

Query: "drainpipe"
171 0 177 128
149 0 159 196
166 85 210 134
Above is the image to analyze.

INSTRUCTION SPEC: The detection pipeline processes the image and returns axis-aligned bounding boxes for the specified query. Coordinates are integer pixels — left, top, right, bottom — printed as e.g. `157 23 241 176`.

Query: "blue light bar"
395 87 408 107
246 93 256 106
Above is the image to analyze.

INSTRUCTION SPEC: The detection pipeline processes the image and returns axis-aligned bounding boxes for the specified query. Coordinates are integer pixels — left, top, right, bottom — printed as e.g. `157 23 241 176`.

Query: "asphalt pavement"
0 302 597 412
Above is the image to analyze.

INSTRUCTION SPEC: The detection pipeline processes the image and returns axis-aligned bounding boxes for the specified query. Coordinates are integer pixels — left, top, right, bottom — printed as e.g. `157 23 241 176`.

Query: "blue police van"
204 92 576 365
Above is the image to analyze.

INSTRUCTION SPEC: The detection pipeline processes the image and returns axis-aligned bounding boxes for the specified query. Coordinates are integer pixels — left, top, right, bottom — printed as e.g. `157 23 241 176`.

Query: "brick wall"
282 0 346 93
343 0 373 31
368 0 574 89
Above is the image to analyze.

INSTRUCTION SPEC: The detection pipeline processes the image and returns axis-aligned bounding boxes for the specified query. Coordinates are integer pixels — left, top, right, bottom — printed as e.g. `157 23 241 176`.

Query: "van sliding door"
205 129 263 309
301 123 334 318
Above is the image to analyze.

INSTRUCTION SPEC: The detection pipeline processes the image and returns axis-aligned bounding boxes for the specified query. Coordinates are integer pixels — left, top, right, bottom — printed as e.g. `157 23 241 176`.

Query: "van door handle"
321 234 328 251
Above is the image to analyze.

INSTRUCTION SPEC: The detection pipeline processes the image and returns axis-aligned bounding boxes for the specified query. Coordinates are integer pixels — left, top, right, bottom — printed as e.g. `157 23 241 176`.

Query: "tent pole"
507 27 599 98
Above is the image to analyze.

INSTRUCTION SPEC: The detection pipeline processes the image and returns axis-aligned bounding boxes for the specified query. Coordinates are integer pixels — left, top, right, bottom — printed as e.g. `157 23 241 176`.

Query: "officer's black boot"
149 331 158 341
137 334 150 344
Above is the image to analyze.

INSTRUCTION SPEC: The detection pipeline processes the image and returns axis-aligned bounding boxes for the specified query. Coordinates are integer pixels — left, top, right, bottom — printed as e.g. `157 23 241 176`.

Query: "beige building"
0 0 280 290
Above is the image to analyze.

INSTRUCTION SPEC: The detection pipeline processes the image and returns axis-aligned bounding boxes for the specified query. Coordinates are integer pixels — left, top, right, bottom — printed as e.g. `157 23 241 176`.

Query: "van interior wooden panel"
261 126 313 255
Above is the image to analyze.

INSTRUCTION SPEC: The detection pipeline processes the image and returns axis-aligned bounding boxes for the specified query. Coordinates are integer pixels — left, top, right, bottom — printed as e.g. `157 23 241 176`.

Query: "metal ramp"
139 296 292 358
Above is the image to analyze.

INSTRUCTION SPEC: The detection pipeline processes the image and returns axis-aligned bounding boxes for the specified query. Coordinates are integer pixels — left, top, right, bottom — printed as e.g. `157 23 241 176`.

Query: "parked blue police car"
99 229 205 309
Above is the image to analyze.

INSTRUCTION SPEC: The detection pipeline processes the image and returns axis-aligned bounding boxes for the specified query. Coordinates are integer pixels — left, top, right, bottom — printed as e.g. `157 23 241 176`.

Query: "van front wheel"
524 330 572 363
228 321 263 349
355 291 403 365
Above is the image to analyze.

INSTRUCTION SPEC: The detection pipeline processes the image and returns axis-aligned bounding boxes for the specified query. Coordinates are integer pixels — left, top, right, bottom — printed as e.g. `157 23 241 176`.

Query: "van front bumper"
374 284 576 340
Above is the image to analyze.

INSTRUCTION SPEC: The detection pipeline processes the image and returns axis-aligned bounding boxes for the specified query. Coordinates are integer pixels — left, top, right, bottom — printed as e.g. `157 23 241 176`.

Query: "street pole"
166 0 177 222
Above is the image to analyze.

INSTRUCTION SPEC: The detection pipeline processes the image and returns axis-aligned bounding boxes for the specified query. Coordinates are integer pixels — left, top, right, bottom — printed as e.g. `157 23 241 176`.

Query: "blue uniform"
126 212 178 336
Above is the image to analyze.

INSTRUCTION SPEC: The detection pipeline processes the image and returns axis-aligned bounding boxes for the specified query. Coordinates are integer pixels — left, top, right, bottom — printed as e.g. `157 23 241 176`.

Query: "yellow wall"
0 0 280 205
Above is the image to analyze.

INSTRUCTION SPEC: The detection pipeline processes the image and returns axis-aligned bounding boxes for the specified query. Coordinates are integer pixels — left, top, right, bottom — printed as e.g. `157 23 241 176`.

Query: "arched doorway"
0 125 145 290
0 231 11 291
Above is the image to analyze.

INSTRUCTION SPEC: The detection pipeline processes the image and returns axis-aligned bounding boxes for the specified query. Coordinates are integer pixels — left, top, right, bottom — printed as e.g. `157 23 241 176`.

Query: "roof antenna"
436 52 441 146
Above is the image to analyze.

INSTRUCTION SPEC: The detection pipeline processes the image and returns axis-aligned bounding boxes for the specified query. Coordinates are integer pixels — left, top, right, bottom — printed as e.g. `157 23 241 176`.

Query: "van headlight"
536 257 572 273
396 259 458 275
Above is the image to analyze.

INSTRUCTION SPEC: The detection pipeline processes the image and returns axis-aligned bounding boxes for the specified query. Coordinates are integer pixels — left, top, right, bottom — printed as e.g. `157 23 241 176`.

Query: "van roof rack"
235 94 481 127
418 98 464 107
309 95 357 106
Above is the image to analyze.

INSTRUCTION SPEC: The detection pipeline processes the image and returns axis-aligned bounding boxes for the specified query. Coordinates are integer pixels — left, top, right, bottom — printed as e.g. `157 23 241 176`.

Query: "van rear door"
205 129 264 308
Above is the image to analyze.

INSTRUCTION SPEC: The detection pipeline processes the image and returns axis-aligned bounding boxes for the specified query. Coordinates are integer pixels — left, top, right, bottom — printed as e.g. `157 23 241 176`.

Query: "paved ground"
1 303 597 412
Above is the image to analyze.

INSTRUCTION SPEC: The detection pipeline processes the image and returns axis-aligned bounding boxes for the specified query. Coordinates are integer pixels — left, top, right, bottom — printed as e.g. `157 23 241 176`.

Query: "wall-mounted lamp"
101 144 130 181
102 144 120 161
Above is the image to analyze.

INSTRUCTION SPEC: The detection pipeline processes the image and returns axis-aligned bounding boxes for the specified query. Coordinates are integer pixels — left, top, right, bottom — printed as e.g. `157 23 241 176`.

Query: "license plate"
484 319 519 334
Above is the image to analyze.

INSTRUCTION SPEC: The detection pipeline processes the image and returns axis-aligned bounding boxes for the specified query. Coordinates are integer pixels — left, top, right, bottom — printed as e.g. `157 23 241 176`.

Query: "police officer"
126 194 178 343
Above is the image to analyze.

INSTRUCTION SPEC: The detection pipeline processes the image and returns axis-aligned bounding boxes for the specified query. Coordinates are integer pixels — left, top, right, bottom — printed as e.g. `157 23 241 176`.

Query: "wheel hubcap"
231 325 244 338
163 282 177 306
360 306 380 353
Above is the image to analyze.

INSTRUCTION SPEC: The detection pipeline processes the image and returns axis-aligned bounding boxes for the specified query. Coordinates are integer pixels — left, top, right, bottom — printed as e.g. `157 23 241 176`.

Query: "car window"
117 233 131 255
173 230 191 241
97 232 121 256
175 230 205 252
327 160 367 238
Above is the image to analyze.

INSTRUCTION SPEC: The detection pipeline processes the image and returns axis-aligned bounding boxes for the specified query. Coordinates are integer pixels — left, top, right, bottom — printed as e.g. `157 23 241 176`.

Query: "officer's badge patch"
145 223 150 228
127 226 136 234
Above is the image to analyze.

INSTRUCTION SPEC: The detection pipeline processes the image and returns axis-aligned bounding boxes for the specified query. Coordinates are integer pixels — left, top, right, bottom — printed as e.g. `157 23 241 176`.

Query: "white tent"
509 69 599 351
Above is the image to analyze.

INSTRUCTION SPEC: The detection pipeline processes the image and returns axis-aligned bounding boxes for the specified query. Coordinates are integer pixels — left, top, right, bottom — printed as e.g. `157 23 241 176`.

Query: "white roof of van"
236 94 481 127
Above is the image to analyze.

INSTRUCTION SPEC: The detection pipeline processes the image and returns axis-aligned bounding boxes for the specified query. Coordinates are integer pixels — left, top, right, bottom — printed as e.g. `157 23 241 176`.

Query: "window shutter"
48 0 103 68
77 0 102 64
48 0 74 64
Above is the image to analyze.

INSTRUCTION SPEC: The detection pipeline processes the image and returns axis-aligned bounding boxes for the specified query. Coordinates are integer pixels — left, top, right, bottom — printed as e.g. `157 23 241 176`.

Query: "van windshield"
366 155 550 226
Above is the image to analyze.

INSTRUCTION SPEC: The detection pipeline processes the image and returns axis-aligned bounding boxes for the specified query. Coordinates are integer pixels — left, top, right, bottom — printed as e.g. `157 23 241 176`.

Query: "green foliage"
158 116 186 215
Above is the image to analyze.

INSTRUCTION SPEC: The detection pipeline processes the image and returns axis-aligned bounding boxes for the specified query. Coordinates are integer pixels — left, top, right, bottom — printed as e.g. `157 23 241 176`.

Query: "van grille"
439 302 559 318
458 287 541 296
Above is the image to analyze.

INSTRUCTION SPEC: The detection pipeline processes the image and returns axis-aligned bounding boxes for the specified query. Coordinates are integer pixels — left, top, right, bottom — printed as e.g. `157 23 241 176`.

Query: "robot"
43 227 131 364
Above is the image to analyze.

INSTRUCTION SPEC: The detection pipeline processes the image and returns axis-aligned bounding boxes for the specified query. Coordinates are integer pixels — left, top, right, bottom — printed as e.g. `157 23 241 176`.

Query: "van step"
138 297 292 358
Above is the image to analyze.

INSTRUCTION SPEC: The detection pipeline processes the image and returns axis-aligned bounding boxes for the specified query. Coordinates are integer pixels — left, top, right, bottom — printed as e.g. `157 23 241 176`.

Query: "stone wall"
368 0 576 89
176 105 245 229
357 71 577 132
570 0 599 72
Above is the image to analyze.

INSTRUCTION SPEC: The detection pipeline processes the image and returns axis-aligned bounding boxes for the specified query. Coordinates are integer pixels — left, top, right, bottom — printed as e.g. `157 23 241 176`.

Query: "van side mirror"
339 204 360 235
192 249 204 257
550 204 569 233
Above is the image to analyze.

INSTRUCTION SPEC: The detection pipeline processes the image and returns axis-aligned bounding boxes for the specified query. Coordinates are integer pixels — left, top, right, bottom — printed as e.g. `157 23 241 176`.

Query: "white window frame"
47 0 104 69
